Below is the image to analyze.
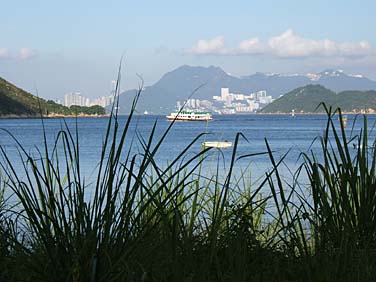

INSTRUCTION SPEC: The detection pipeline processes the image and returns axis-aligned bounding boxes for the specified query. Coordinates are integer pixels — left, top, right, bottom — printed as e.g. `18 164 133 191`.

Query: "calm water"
0 114 375 184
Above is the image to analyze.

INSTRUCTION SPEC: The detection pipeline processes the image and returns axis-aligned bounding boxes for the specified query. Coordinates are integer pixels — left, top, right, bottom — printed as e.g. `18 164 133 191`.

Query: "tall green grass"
300 106 376 281
1 76 376 282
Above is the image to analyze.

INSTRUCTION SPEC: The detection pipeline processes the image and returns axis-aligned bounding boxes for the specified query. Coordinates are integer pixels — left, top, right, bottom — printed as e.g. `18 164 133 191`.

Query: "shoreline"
0 113 110 119
257 111 376 115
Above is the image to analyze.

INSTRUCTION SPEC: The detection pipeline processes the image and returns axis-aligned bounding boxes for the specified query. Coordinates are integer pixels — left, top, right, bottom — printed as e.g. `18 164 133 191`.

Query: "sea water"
0 114 374 187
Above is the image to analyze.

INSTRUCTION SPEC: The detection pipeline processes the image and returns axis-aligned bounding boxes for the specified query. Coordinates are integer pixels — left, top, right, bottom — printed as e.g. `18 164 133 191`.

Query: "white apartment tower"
64 92 90 107
221 88 229 99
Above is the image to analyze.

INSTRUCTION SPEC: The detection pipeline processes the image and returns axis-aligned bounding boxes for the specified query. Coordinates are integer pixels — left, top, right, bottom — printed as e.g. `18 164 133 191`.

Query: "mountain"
117 66 376 114
259 84 376 113
0 76 105 117
311 69 376 92
118 65 241 114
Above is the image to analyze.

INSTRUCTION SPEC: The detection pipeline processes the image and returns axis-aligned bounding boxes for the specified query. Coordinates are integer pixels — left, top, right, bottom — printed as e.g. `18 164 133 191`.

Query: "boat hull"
202 141 232 148
166 116 213 121
166 111 213 121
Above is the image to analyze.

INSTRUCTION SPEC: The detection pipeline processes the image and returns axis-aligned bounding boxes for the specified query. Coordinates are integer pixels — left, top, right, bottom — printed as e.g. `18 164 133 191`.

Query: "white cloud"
18 48 38 60
268 29 337 57
186 36 227 55
0 47 38 60
0 48 10 59
268 29 374 58
338 41 373 57
187 29 376 59
236 37 266 54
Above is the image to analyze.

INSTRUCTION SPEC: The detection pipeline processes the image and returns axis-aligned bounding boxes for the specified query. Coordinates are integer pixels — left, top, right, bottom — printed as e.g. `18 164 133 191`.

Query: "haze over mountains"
117 65 376 114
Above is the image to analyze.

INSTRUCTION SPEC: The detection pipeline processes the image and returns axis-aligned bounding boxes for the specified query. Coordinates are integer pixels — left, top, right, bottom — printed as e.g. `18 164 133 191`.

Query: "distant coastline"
257 109 376 115
0 113 110 119
257 111 376 115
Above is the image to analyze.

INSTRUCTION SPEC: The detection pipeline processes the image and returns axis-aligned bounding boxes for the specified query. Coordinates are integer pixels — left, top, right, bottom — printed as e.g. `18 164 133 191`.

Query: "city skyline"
63 91 115 108
0 0 375 100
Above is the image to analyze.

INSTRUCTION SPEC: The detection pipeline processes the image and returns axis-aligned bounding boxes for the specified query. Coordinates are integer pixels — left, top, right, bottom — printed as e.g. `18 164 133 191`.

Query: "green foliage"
70 105 106 115
260 84 376 113
0 76 105 116
300 105 376 281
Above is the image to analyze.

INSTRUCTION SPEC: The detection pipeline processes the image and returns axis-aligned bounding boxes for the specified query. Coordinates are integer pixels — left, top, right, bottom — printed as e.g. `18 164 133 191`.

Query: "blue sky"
0 0 375 99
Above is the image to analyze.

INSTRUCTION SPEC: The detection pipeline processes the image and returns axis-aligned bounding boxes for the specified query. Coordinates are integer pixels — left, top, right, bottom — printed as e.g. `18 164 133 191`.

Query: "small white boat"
202 141 232 149
342 115 348 128
338 114 348 128
352 143 375 150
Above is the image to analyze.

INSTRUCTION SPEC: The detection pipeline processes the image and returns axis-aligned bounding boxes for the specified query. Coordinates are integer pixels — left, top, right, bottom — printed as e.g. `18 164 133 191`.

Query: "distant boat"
202 141 232 149
166 111 213 121
352 143 375 150
339 115 348 128
291 109 295 118
143 110 149 115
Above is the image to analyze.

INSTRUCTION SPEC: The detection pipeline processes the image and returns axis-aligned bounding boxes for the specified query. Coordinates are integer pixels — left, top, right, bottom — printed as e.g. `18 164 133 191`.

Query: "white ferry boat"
166 111 213 121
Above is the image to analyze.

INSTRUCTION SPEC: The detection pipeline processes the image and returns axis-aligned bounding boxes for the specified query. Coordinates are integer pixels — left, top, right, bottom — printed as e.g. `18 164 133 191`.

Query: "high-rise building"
255 90 267 99
111 80 116 92
90 95 115 107
64 92 90 107
221 88 229 99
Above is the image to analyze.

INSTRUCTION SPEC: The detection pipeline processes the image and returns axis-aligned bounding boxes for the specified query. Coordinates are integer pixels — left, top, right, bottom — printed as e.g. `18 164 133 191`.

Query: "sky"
0 0 375 100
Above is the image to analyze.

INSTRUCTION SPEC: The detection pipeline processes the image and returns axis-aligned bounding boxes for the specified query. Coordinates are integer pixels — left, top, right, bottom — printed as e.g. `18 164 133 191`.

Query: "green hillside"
259 84 376 113
0 76 105 117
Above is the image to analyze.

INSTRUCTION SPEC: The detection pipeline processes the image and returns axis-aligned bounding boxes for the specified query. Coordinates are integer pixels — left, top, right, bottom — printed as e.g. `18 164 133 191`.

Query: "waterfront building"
64 92 90 107
258 96 273 104
221 88 230 100
90 95 115 107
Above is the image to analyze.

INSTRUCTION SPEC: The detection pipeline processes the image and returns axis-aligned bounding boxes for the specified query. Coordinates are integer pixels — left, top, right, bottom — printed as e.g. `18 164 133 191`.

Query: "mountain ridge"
259 84 376 113
117 65 376 114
